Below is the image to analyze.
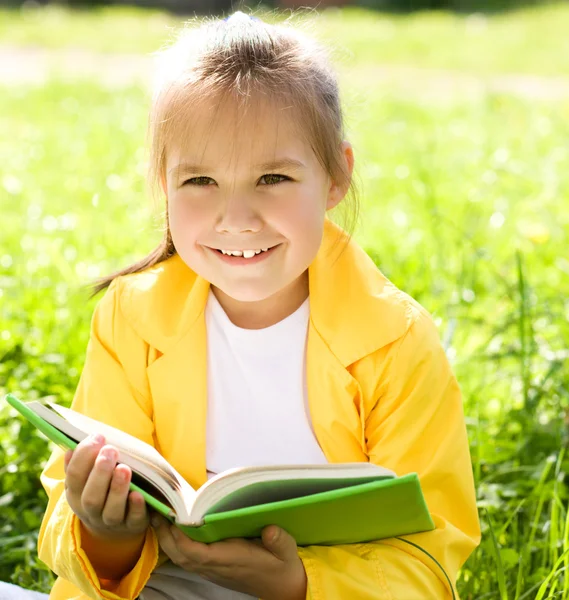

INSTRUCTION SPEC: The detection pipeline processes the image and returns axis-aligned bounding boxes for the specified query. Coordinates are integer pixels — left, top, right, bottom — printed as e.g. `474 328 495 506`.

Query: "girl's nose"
214 194 263 234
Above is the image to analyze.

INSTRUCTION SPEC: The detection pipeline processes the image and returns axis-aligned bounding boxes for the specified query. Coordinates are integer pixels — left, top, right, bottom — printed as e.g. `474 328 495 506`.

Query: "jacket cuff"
298 549 320 600
72 513 159 599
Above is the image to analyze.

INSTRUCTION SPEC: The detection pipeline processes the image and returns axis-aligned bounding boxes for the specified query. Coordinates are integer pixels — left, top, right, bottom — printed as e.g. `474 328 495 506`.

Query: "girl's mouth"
206 244 281 265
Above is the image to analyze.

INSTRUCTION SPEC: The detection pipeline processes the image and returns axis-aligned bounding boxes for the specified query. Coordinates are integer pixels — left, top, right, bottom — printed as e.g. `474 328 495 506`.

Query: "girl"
11 10 480 600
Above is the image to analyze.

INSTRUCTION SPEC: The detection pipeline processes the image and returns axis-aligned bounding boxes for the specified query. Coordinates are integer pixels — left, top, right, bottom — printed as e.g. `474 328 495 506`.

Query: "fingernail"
151 515 160 527
92 434 104 444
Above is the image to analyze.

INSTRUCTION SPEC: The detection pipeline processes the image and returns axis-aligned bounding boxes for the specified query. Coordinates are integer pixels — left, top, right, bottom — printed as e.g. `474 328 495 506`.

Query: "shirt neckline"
205 289 310 353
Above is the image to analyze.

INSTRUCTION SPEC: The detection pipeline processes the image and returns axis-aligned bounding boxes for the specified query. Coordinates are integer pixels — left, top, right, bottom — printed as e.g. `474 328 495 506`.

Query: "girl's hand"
151 514 307 600
63 434 150 541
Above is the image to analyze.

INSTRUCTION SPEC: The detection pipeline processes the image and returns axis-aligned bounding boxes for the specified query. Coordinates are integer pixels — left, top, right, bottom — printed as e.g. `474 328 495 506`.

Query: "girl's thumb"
263 526 295 558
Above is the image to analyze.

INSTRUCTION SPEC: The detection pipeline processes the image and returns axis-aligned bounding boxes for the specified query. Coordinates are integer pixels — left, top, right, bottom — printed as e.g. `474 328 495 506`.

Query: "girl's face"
164 97 353 319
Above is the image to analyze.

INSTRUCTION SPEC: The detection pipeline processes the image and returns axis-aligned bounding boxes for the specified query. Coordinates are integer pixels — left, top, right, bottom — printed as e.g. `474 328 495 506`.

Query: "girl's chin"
211 284 278 304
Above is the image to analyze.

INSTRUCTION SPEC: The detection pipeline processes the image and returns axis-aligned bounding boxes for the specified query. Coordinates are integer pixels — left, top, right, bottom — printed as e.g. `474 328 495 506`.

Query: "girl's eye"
260 174 290 186
184 176 213 186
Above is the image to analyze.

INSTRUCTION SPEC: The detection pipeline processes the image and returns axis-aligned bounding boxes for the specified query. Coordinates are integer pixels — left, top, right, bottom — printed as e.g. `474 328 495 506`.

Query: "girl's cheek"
171 196 210 223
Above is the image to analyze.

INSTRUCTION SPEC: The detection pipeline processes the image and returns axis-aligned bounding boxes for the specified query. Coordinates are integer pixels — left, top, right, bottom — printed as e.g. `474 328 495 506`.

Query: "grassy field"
2 2 569 74
1 3 568 598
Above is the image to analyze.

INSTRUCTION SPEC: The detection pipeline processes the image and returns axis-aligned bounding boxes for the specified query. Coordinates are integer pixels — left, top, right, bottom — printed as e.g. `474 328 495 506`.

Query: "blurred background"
0 0 568 598
0 0 560 12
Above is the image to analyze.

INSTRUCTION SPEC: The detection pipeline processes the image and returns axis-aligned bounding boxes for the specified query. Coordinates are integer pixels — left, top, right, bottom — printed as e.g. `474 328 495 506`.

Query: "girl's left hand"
150 514 307 600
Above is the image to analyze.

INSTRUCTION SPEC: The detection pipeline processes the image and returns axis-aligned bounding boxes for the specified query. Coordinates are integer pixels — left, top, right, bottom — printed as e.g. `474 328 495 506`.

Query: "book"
3 393 435 545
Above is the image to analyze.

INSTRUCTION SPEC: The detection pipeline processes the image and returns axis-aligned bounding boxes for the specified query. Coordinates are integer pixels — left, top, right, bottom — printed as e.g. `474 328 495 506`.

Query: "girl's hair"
92 11 359 296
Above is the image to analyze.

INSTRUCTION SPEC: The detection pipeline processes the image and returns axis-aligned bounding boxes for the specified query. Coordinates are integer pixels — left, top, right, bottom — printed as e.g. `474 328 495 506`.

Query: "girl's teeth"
219 248 272 258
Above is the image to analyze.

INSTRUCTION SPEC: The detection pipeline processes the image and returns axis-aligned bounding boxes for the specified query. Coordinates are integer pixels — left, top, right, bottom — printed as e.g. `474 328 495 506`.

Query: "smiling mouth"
204 243 281 263
208 243 280 255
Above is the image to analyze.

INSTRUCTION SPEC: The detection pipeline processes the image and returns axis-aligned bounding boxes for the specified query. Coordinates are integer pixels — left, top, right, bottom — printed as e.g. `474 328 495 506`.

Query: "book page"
204 475 390 515
46 403 179 480
40 402 197 519
189 463 395 523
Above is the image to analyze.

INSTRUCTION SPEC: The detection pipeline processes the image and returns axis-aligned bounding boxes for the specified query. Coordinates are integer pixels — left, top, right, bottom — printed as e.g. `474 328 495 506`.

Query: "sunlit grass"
1 3 569 75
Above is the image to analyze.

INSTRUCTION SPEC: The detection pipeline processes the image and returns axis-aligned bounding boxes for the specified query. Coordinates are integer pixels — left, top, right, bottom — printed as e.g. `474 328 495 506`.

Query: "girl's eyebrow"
169 158 307 176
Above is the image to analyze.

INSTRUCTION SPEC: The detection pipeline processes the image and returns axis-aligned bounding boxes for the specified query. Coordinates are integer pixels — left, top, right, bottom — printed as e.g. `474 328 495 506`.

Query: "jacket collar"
123 218 408 367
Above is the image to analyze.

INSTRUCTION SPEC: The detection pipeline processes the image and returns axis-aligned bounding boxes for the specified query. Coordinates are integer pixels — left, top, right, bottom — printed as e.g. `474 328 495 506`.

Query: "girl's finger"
63 450 73 472
150 513 166 528
166 526 213 566
65 435 105 498
80 445 118 519
153 522 189 568
100 464 131 526
124 490 149 529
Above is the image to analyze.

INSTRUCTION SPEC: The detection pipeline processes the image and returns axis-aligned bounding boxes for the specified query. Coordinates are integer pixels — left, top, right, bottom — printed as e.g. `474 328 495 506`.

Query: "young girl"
16 10 480 600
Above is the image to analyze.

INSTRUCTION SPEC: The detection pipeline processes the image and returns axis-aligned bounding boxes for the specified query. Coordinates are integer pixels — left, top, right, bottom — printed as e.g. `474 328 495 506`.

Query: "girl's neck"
211 271 309 330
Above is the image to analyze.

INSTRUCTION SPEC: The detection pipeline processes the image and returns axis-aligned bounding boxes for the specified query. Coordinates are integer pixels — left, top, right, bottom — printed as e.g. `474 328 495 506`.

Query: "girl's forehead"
166 95 311 170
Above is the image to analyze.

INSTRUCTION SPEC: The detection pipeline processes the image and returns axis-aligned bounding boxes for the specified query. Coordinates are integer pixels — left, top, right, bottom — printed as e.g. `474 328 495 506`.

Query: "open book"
4 393 435 545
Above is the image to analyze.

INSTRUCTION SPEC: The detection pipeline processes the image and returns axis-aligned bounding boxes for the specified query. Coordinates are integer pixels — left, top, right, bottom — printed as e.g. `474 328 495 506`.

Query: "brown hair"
91 11 359 296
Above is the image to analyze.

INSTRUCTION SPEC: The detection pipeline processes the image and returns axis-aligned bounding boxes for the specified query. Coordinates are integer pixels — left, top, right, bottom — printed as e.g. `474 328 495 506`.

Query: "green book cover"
180 474 433 545
3 393 435 545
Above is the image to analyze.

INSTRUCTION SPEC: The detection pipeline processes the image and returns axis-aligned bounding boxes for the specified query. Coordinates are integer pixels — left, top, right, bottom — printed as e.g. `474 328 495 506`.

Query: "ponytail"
89 229 175 298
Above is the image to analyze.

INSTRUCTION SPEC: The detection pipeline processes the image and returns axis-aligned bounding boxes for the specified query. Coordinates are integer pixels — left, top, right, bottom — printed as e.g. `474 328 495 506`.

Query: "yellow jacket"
38 218 480 600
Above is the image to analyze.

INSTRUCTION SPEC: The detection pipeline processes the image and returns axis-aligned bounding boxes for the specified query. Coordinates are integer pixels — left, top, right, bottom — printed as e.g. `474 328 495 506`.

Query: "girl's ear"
326 141 355 211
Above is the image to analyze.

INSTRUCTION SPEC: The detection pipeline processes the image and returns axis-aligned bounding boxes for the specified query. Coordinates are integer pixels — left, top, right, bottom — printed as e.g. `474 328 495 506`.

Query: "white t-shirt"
141 289 327 600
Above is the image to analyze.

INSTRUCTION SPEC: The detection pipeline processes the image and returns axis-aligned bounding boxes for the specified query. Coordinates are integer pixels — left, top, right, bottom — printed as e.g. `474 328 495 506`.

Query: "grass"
1 2 569 75
0 3 568 598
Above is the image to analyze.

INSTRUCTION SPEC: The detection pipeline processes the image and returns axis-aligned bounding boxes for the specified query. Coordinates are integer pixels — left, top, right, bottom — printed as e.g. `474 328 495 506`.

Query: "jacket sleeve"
297 308 481 600
37 278 160 600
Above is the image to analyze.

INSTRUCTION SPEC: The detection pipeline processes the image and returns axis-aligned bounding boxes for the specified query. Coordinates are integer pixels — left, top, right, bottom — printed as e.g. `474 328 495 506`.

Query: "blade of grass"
514 553 525 600
515 250 530 412
485 508 509 600
563 480 569 600
498 498 527 539
528 457 556 554
548 449 566 597
535 553 569 600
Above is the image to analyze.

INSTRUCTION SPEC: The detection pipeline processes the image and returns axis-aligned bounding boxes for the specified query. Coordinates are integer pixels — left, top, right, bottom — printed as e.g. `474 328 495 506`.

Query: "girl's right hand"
64 434 150 541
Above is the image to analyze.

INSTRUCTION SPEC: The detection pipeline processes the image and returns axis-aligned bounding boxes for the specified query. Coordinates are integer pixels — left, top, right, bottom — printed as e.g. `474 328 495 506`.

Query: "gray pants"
0 581 49 600
139 563 256 600
0 564 256 600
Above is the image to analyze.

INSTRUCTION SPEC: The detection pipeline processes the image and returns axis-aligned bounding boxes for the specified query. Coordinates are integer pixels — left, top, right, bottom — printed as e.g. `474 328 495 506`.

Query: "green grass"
1 2 569 75
1 4 569 598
